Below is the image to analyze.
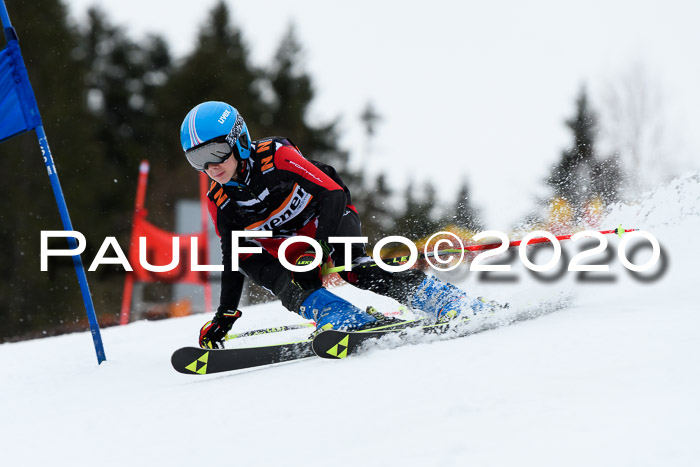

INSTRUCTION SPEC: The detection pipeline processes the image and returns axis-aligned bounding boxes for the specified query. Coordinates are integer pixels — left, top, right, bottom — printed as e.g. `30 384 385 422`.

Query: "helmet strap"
232 159 248 181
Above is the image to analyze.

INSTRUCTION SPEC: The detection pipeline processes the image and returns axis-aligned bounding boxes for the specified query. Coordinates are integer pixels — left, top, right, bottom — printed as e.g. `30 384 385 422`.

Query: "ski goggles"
185 140 233 171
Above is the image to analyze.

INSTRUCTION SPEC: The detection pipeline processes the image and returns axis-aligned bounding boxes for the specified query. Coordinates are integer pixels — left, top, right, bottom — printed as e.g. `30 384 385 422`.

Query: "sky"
63 0 700 230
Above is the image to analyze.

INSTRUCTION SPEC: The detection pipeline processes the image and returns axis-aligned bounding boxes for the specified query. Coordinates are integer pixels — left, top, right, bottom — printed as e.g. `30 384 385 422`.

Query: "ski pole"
466 224 637 252
225 323 315 341
321 248 463 275
322 225 637 274
224 306 411 340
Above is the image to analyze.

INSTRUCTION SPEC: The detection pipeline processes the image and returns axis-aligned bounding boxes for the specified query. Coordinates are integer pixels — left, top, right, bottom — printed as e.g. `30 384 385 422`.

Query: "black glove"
291 240 333 290
199 307 242 349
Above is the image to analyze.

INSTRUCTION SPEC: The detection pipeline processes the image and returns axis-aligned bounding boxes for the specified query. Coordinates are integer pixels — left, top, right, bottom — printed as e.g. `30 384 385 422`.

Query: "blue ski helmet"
180 101 252 169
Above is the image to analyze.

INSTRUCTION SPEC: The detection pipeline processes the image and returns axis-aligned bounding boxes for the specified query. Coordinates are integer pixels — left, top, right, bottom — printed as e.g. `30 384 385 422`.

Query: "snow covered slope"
2 174 699 467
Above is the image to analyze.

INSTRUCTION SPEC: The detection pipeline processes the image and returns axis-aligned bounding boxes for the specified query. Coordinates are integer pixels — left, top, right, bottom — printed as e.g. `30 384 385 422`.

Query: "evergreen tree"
0 0 97 340
0 0 371 340
0 3 172 340
74 8 175 317
395 181 440 240
448 180 483 232
79 8 172 168
350 101 393 245
547 88 597 209
591 154 623 205
355 173 394 246
151 0 264 226
75 7 173 234
546 87 623 223
161 1 260 117
360 102 381 138
359 101 381 167
263 24 342 167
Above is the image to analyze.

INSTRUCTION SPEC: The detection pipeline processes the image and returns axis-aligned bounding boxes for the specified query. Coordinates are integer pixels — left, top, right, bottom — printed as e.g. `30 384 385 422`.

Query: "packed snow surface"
2 173 699 466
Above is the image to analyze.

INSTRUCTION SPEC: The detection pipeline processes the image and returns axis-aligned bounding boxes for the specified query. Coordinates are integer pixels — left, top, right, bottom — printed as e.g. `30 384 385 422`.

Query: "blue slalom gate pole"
1 1 106 363
36 126 106 364
0 4 9 31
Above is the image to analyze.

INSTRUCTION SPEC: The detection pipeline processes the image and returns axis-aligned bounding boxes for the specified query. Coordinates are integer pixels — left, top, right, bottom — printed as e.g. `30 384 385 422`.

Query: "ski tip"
171 347 210 375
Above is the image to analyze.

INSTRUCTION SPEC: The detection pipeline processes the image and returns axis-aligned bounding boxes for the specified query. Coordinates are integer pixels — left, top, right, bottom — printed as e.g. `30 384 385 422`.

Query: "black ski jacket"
206 137 354 309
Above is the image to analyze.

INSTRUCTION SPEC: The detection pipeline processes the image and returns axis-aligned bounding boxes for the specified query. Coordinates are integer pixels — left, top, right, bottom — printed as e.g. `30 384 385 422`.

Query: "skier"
181 101 490 349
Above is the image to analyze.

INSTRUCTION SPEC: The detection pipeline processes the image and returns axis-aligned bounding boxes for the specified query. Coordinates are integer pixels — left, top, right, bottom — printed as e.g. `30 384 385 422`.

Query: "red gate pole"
119 160 150 325
199 172 212 313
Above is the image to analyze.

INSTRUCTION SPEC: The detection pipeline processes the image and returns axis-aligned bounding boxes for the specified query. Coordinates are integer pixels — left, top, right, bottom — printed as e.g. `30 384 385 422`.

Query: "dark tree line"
0 1 625 343
0 1 482 341
545 87 623 225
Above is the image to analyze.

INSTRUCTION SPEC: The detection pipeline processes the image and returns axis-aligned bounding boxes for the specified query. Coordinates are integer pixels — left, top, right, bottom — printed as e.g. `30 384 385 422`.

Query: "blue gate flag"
1 1 106 364
0 39 42 142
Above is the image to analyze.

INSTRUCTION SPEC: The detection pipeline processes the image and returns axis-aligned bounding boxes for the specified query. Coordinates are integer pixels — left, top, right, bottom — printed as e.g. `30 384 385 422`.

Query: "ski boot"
474 297 508 313
410 275 500 322
299 288 377 332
